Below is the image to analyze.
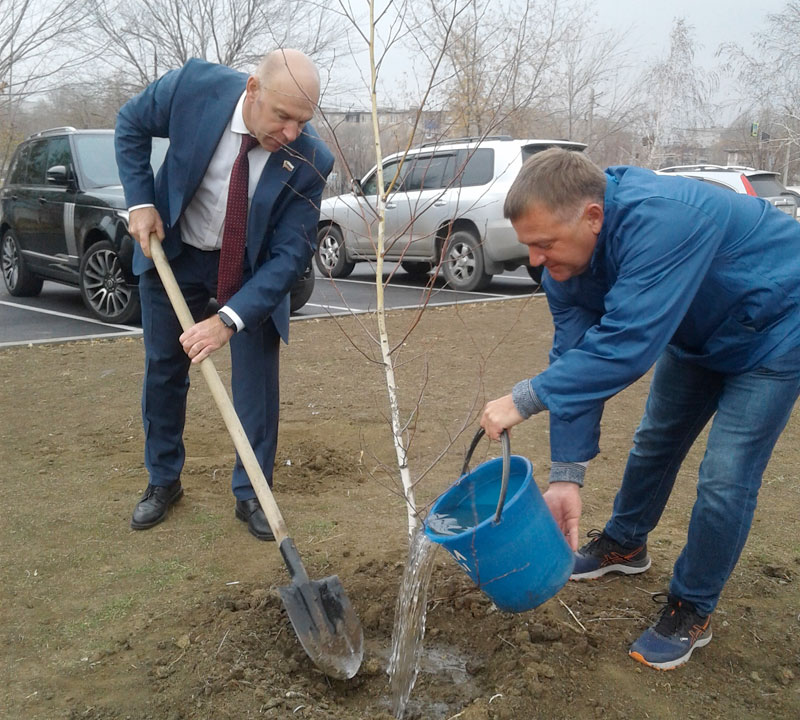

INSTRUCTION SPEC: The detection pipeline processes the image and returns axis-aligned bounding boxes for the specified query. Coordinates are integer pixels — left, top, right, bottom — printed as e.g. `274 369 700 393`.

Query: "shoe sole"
629 632 712 670
570 556 652 580
130 488 184 530
235 506 275 542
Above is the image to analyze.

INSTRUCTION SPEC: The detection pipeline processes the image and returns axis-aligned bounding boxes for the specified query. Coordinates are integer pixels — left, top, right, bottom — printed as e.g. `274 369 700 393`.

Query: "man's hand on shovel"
128 207 165 258
180 315 234 364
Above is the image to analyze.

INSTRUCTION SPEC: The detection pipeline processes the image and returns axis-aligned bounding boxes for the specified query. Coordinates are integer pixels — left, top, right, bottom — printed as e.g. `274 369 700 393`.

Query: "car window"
24 140 49 185
521 143 575 162
361 159 407 196
73 134 121 188
403 153 456 191
7 145 29 184
747 174 787 197
455 148 494 187
46 137 72 180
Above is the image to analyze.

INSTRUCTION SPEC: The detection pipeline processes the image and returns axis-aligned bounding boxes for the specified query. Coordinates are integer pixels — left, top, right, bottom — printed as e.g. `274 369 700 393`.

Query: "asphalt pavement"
0 263 541 348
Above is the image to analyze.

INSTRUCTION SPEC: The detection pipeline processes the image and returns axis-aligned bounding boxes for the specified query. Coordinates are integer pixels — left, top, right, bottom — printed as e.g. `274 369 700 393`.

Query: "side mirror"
46 165 68 186
351 178 363 195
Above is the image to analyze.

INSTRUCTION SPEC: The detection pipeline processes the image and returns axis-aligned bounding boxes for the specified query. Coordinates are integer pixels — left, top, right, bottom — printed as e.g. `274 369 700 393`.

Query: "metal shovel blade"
278 538 364 679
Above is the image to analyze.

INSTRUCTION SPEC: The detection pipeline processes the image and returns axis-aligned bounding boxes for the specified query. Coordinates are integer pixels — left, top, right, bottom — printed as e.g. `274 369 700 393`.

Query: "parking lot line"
0 300 142 348
0 300 141 331
0 329 143 348
328 276 509 297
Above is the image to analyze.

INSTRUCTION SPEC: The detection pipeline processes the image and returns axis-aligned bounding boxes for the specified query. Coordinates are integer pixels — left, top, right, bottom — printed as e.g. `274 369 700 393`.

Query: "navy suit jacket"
115 59 334 341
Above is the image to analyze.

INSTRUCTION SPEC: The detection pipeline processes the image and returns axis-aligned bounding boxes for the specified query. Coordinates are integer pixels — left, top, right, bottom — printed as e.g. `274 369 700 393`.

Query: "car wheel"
401 261 433 278
315 225 355 278
441 229 491 291
526 265 543 290
290 260 315 313
1 229 44 296
79 239 140 324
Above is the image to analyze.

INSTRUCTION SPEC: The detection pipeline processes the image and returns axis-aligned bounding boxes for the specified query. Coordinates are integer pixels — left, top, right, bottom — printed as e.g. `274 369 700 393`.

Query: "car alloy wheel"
79 240 140 324
315 225 355 278
441 229 490 292
1 230 44 296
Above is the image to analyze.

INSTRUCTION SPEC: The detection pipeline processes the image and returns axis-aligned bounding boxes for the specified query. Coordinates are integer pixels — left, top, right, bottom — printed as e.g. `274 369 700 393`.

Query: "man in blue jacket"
116 50 333 540
481 148 800 670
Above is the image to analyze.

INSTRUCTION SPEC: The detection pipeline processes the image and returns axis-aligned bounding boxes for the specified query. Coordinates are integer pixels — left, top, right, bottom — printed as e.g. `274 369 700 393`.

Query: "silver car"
657 164 799 219
316 136 586 291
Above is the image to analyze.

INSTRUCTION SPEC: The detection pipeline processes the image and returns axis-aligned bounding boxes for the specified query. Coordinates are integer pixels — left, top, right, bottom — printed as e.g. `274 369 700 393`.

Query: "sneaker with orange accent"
629 593 712 670
570 529 651 580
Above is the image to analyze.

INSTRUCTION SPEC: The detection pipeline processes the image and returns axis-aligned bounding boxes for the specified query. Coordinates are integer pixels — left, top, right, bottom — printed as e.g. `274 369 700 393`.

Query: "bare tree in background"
0 0 91 168
546 5 641 162
87 0 344 93
418 0 568 138
636 18 717 168
721 1 800 182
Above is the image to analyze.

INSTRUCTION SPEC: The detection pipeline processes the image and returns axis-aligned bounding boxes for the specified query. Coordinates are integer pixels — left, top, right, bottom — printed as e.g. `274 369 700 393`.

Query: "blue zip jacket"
519 165 800 462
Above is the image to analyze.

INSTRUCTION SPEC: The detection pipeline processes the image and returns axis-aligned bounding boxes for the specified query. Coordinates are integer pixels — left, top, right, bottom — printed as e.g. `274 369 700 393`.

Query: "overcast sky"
333 0 790 113
592 0 786 68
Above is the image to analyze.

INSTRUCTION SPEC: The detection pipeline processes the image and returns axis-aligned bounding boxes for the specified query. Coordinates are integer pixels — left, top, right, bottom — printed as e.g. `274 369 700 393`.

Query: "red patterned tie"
217 133 259 305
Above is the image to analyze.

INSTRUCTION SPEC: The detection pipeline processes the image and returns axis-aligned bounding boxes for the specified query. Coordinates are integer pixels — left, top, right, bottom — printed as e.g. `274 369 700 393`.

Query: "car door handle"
38 196 47 204
385 202 396 209
433 200 446 206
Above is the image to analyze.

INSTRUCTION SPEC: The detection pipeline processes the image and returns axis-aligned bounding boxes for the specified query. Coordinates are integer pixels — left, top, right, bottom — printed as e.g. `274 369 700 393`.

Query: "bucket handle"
460 428 510 524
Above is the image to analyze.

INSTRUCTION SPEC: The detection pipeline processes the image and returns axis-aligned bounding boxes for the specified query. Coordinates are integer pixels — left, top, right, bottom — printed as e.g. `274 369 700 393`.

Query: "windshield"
73 134 169 189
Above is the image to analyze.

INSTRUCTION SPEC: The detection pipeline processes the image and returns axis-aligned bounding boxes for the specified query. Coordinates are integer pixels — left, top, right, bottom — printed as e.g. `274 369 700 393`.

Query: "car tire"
526 265 543 290
290 261 315 313
315 225 355 278
79 239 141 324
441 229 491 292
1 229 44 297
401 261 433 278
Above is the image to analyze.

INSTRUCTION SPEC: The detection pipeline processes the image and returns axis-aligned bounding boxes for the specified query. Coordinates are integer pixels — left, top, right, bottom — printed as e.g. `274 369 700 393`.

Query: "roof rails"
27 127 78 139
659 164 757 173
420 135 513 147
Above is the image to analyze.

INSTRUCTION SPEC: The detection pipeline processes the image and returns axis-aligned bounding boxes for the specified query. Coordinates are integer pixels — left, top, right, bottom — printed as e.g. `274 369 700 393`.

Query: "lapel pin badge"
282 160 295 172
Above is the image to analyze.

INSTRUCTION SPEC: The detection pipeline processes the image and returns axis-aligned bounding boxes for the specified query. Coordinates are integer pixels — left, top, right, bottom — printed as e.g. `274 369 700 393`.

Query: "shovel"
148 234 364 680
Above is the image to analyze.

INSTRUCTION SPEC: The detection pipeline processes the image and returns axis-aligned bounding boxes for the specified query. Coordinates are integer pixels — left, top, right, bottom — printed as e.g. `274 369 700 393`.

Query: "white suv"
657 165 798 219
315 136 586 291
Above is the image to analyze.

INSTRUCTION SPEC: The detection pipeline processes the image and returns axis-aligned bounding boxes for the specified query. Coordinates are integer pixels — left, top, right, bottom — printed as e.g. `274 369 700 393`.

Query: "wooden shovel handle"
148 234 290 543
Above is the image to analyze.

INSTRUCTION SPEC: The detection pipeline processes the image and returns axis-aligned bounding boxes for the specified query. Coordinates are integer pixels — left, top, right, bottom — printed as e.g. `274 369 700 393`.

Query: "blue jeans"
605 346 800 616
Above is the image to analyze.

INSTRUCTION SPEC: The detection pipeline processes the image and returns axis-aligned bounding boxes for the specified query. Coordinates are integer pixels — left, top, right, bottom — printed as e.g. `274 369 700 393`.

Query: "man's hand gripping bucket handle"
461 429 510 524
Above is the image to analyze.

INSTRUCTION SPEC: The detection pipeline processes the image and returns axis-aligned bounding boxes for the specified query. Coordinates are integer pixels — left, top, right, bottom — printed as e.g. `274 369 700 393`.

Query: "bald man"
116 51 334 539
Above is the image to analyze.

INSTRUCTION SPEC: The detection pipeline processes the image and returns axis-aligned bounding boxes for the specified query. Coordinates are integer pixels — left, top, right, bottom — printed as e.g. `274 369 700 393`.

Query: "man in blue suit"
481 148 800 670
115 49 334 540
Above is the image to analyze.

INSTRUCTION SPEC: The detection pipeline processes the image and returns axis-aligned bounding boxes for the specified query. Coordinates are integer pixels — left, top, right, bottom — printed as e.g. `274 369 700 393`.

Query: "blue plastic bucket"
424 430 574 613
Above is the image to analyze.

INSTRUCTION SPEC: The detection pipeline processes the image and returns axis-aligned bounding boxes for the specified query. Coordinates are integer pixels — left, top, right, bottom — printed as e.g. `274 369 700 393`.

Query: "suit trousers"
138 244 280 500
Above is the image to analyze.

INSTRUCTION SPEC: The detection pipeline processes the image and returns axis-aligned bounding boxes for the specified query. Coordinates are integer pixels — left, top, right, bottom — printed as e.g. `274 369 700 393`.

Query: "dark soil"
2 298 799 719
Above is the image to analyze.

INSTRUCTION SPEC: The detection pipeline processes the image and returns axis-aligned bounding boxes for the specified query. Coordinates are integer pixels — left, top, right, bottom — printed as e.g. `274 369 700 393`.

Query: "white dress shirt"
130 91 271 331
180 91 270 251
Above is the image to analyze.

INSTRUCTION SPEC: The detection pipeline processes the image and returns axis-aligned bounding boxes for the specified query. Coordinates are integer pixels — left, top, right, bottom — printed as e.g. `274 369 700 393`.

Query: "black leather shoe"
235 498 275 541
130 481 183 530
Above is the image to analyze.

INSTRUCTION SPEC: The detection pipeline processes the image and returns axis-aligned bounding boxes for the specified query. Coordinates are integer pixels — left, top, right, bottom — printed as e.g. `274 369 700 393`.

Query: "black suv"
0 127 315 324
0 128 167 323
